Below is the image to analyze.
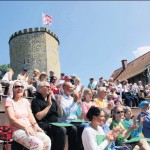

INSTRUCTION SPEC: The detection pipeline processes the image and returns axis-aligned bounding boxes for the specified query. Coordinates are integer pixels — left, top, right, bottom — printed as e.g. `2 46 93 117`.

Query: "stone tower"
9 27 60 79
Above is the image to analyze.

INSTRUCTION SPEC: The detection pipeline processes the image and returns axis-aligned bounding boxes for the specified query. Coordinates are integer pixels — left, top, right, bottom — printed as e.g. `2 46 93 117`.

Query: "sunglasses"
14 85 24 89
116 111 124 114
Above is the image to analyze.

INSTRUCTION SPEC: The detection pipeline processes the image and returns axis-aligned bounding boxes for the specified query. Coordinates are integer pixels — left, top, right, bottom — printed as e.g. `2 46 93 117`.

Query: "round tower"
9 27 60 79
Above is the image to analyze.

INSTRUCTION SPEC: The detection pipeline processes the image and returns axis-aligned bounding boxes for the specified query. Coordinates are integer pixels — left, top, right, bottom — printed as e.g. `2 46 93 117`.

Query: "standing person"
5 80 51 150
82 106 120 150
31 81 77 150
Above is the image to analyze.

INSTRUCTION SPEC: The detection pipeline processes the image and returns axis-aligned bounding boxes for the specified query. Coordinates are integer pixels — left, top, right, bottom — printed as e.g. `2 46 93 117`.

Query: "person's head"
63 82 74 96
86 106 105 125
89 78 94 83
107 93 114 100
8 68 14 75
103 108 111 123
64 76 71 82
124 106 132 120
39 72 48 81
113 105 124 121
83 89 93 102
37 81 51 98
49 71 54 77
97 87 107 99
13 80 24 99
71 74 76 81
33 69 40 76
60 73 65 79
50 76 57 84
116 79 120 84
74 77 80 85
138 81 142 85
22 66 28 75
138 101 150 112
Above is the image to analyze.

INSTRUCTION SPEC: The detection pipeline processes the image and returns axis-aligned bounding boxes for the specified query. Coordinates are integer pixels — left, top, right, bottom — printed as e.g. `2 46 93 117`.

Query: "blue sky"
0 1 150 86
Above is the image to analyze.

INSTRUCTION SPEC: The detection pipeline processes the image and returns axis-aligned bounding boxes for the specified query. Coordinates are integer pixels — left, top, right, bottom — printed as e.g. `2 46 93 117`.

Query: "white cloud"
132 46 150 58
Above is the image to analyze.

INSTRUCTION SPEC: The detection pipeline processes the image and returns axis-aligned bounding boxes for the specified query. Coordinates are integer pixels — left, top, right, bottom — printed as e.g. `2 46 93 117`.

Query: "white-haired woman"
5 80 51 150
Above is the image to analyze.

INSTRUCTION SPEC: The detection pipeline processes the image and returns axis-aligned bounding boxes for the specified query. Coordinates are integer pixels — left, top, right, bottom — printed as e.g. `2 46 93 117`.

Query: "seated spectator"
1 68 14 86
29 69 40 88
144 85 150 97
32 81 77 150
137 101 150 138
102 109 115 150
36 72 48 89
81 89 96 121
60 82 87 150
96 77 105 89
50 76 58 94
1 68 14 95
70 74 76 85
110 87 123 105
110 106 137 147
82 106 120 150
87 78 96 90
94 87 113 110
17 66 36 97
64 75 71 82
49 70 55 82
74 77 84 94
5 80 51 150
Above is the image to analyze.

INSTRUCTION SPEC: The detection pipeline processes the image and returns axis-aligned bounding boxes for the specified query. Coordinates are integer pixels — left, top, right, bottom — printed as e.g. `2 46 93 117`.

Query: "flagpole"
42 12 44 27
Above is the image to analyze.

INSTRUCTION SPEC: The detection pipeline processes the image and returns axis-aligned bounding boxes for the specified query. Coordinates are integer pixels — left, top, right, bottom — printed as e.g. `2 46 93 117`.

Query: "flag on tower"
42 13 52 26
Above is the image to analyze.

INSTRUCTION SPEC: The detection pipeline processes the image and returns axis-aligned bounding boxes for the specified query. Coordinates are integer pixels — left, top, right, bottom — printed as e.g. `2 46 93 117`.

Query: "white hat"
56 80 65 86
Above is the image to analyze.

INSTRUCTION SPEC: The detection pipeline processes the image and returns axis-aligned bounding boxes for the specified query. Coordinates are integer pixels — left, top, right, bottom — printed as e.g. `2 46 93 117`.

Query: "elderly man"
137 100 150 138
31 81 77 150
60 82 88 150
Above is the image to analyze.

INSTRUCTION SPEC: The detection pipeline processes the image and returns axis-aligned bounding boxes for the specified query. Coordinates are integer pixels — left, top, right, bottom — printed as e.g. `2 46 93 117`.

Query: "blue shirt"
102 124 115 150
137 111 150 138
123 119 142 138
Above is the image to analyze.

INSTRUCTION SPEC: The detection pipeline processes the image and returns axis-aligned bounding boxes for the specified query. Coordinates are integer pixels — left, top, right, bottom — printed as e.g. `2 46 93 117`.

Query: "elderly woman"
110 105 138 148
5 80 51 150
82 106 120 150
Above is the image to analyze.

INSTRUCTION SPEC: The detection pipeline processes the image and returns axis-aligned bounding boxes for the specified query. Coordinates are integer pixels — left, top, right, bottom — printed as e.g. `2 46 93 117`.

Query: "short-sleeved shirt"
94 98 108 109
5 97 32 132
31 92 58 124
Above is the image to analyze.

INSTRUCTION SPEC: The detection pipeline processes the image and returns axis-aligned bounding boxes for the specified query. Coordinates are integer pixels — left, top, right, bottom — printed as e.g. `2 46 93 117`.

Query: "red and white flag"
42 13 52 26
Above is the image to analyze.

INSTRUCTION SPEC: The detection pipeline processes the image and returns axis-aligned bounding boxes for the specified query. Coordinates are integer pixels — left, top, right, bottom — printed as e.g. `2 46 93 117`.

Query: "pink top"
5 97 32 132
81 101 95 121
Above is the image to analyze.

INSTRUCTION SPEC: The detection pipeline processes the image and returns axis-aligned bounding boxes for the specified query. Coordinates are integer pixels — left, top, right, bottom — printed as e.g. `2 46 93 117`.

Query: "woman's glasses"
14 85 24 89
116 111 124 114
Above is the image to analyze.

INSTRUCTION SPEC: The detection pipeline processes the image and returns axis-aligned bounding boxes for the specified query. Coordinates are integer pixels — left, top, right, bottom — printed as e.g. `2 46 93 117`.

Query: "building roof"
111 51 150 81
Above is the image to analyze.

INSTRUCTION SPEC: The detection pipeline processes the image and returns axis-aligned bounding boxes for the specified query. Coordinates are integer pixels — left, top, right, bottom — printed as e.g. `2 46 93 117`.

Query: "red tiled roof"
111 51 150 81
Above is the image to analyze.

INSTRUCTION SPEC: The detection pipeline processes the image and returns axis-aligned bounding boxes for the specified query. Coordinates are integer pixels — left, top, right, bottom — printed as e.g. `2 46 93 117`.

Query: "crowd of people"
0 66 150 150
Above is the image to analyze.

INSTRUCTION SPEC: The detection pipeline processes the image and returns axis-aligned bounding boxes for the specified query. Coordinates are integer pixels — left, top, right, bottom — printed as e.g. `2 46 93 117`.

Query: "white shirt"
82 125 110 150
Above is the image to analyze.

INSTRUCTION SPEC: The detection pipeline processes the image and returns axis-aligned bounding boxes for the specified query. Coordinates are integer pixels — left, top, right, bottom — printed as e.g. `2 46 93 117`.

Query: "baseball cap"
138 101 150 108
22 66 27 71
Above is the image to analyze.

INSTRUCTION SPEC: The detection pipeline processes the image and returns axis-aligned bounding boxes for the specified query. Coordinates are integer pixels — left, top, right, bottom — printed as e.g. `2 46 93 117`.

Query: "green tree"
0 64 10 79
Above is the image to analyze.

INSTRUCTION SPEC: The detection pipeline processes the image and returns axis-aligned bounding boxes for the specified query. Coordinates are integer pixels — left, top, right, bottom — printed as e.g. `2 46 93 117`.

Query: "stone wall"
9 27 60 79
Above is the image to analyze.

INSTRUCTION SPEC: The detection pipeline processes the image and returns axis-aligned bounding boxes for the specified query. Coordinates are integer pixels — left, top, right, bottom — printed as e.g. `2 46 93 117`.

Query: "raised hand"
57 95 61 106
47 92 52 106
140 115 147 122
